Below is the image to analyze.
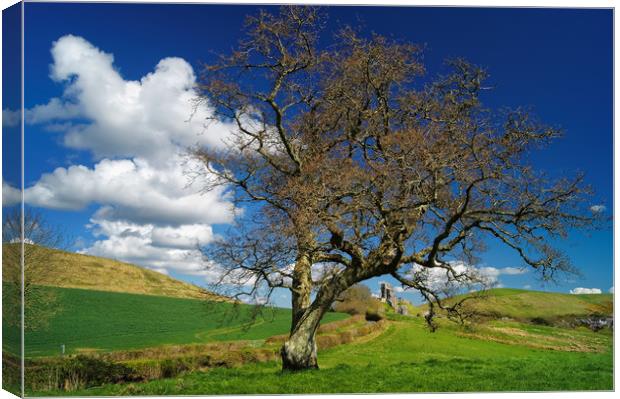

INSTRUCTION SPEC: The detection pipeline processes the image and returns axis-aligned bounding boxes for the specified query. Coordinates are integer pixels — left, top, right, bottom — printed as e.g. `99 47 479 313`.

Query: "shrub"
26 355 135 392
365 299 385 321
530 317 551 326
333 284 376 315
60 355 134 390
365 309 383 322
160 359 186 379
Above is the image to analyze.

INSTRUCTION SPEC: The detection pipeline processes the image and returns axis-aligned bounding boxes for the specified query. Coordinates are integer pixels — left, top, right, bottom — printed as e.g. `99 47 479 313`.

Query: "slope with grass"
426 288 613 323
2 244 225 300
38 315 613 395
2 286 348 358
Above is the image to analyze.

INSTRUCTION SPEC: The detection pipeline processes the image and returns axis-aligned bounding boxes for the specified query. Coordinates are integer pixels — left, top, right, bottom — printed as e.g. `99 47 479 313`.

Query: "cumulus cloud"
590 204 606 213
405 261 528 293
11 156 235 226
25 98 82 124
2 181 21 205
2 108 20 127
12 35 243 280
477 266 527 281
609 286 614 294
80 218 214 277
569 287 602 295
30 34 235 164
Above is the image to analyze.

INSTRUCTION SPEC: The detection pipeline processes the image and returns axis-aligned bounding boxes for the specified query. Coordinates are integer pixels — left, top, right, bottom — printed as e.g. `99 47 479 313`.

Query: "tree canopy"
191 6 596 370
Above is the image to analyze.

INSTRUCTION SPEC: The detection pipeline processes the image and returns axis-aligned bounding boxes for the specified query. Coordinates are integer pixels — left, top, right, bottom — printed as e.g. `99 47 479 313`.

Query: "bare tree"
2 208 67 331
192 6 596 371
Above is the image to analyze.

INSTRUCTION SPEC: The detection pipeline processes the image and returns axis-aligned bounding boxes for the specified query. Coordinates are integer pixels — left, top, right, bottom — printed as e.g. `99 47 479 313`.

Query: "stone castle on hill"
380 282 410 316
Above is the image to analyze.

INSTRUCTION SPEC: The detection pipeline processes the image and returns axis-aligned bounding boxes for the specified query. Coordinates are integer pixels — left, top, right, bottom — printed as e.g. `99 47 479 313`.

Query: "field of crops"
2 286 348 358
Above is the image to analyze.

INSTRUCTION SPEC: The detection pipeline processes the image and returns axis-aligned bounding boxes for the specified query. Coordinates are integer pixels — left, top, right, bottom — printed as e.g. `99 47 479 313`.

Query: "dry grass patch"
457 323 609 353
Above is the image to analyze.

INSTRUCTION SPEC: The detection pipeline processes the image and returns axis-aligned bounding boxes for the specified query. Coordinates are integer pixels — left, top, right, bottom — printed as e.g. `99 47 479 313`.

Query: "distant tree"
193 6 596 370
332 284 376 315
2 208 66 331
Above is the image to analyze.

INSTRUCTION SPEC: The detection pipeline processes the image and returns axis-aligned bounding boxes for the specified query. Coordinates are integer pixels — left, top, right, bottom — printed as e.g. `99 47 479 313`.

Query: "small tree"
193 6 596 370
2 208 66 331
332 284 376 315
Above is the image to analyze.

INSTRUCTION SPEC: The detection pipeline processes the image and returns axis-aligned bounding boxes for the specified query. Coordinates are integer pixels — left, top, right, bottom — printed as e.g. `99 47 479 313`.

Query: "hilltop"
429 288 613 323
2 244 227 301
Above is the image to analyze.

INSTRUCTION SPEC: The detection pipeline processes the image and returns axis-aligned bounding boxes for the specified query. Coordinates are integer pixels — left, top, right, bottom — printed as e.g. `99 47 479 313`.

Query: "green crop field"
2 286 348 358
41 315 613 395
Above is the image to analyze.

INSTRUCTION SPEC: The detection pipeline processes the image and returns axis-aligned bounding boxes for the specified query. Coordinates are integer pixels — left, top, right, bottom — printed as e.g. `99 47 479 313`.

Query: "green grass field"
425 288 613 322
2 283 613 395
2 286 347 358
42 316 613 395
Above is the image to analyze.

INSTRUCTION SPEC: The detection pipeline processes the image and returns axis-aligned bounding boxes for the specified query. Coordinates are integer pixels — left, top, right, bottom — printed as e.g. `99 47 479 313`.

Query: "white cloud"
151 268 170 276
2 181 21 205
393 286 405 293
590 204 606 213
311 262 343 283
254 297 269 305
498 267 527 275
12 35 244 281
2 108 20 127
569 287 602 295
609 286 614 294
25 98 82 124
476 266 525 281
80 218 213 276
405 261 528 293
28 34 235 164
406 261 485 292
14 156 235 226
523 284 532 290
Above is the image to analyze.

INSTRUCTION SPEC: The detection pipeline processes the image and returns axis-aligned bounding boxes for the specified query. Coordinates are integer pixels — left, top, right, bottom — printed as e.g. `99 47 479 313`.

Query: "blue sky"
2 3 613 306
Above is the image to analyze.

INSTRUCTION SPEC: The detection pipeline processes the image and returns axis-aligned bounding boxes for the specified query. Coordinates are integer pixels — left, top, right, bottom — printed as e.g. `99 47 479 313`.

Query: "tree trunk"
282 247 358 371
281 304 326 371
283 252 320 370
290 253 312 330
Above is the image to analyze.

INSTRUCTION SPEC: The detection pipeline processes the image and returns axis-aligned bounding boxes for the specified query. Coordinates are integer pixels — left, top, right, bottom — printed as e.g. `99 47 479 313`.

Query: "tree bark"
282 268 352 371
281 303 326 371
290 253 312 330
282 251 362 371
283 251 321 370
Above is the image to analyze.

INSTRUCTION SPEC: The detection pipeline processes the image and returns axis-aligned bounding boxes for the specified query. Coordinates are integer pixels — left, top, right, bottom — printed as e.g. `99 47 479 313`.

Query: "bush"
333 284 381 316
60 355 134 390
365 309 384 322
160 359 188 378
365 298 385 321
26 355 135 392
530 317 551 326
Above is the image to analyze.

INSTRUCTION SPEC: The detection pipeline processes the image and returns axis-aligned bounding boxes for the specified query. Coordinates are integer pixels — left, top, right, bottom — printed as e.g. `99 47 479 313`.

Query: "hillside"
2 286 348 357
430 288 613 322
2 244 227 301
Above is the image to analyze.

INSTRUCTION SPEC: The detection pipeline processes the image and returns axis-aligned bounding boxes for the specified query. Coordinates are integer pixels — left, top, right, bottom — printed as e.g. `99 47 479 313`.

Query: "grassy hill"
428 288 613 323
2 245 613 394
2 285 348 358
2 244 226 301
37 315 613 395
